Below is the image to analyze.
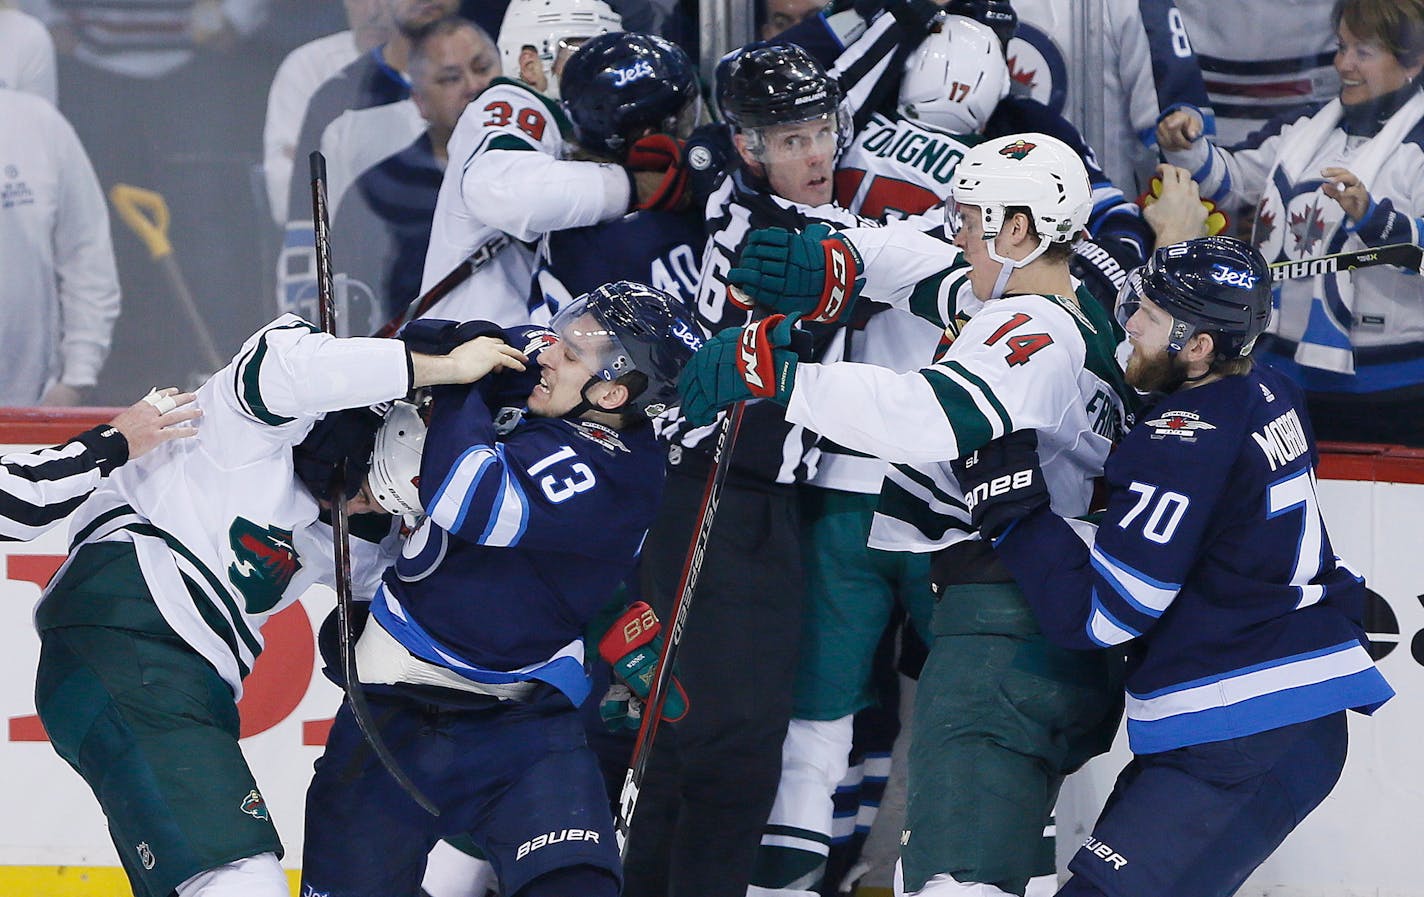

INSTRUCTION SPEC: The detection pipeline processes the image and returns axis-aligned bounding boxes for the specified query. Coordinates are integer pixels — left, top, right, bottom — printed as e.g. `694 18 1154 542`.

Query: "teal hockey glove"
597 601 688 727
728 223 865 322
951 430 1050 543
677 314 801 426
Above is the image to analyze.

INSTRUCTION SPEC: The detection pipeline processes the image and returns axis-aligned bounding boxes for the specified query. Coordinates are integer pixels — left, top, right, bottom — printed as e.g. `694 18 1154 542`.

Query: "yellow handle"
109 183 173 259
1141 176 1230 238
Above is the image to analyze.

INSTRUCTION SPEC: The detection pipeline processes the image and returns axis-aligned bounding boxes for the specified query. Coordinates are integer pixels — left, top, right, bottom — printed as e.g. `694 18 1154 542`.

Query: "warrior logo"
241 789 271 821
228 519 302 614
998 139 1037 161
137 842 156 870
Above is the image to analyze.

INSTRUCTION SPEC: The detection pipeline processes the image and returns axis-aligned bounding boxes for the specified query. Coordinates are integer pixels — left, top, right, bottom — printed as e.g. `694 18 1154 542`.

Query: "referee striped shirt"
0 425 127 542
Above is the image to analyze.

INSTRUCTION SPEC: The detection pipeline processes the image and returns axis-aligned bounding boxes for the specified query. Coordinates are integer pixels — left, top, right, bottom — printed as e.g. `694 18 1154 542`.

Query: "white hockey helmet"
947 132 1092 297
899 14 1009 135
367 401 427 521
497 0 623 98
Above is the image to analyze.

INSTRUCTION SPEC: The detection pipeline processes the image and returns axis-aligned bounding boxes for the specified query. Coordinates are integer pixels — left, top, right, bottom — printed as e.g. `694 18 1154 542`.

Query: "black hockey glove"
396 318 504 356
951 429 1050 542
293 405 384 501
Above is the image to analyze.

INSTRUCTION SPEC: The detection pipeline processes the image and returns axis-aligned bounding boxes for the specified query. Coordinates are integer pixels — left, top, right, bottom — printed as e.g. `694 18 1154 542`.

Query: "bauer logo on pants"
516 828 600 860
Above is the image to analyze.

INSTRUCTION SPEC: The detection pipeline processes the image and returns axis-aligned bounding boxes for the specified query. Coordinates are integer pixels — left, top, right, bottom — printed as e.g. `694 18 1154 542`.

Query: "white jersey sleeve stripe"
429 447 497 533
1088 593 1141 647
479 451 529 547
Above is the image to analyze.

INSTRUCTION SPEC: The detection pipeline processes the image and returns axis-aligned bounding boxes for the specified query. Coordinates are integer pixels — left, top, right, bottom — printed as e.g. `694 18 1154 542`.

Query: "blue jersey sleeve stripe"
1089 543 1180 616
430 448 496 533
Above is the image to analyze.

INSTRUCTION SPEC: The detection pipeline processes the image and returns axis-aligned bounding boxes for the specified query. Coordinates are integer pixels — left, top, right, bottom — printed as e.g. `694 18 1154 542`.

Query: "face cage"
740 106 851 164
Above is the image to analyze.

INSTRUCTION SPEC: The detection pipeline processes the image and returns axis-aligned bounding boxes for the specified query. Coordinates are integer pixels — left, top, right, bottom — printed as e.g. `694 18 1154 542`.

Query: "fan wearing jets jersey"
687 133 1137 897
30 316 520 897
960 237 1393 897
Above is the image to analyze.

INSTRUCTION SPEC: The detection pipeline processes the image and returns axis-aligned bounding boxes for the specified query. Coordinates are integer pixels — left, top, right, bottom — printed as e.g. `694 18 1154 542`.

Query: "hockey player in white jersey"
30 316 525 897
684 133 1136 897
417 30 701 325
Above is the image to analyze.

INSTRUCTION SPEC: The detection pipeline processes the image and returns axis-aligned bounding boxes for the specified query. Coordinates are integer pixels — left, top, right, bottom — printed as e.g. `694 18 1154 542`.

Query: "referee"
1 387 199 542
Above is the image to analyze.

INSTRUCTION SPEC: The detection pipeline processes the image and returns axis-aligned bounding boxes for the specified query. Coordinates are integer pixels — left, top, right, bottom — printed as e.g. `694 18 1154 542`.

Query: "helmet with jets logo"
560 32 701 159
496 0 623 99
1116 236 1273 358
899 14 1010 135
548 280 703 418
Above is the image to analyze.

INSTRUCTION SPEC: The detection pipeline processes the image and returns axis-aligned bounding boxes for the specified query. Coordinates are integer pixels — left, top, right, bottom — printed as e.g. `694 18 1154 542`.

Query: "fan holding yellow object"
1138 163 1230 242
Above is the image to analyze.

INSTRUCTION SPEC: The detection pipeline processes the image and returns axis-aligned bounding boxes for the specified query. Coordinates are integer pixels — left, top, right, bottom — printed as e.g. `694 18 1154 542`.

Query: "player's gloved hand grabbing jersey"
597 601 689 729
677 314 804 426
728 223 865 323
951 429 1050 543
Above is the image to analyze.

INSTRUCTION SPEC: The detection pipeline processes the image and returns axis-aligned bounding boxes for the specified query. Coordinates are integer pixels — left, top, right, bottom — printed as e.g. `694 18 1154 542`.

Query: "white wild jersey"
44 316 410 698
422 77 632 325
783 250 1130 552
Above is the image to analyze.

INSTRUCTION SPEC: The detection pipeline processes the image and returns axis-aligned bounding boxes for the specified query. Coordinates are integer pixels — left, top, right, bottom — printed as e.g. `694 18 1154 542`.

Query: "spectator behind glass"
1176 0 1340 148
277 0 462 322
1158 0 1424 447
0 2 56 102
761 0 829 40
1000 0 1216 196
0 89 120 407
262 0 394 223
335 17 500 320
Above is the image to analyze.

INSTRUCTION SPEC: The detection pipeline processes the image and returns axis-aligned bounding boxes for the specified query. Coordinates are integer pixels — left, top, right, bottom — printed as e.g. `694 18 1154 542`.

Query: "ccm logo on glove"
821 239 854 321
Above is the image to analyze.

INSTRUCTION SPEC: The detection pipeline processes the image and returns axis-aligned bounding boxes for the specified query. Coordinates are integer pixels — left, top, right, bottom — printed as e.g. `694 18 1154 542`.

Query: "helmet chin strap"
982 231 1050 299
563 375 607 421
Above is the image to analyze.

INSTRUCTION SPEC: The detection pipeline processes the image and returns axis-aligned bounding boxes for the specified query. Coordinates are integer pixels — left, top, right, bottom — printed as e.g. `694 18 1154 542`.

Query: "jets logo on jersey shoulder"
574 421 630 454
227 518 302 614
1144 410 1217 441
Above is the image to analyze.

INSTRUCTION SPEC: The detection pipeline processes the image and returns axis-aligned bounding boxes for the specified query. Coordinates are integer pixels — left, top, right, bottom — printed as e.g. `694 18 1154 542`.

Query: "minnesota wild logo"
998 139 1037 161
241 789 271 821
227 518 302 614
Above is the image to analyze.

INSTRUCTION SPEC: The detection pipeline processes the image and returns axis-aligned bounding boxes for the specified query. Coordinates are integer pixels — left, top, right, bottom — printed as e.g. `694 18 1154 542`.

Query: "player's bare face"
527 322 607 418
412 28 499 133
758 117 838 205
950 205 1003 300
1123 297 1184 392
1334 22 1423 107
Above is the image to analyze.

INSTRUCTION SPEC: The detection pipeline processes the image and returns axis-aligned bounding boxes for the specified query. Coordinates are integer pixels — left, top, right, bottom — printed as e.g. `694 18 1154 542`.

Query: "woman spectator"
1157 0 1424 446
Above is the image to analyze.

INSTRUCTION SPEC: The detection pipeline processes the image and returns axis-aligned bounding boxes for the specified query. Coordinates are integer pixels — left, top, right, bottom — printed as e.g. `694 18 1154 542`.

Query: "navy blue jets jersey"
376 376 666 705
995 365 1393 754
532 208 705 316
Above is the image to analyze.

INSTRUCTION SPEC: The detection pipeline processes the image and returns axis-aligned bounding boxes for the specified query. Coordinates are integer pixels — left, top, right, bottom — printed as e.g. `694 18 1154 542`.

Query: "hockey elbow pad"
598 601 689 723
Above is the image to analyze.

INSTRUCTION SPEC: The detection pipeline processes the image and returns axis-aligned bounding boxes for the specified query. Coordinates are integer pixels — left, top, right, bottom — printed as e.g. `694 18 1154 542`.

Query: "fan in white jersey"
686 132 1136 897
496 0 622 98
417 30 701 326
29 317 525 897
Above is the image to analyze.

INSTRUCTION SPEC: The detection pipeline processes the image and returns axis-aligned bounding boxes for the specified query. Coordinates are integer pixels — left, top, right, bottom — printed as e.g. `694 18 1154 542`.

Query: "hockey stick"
1269 242 1424 283
371 233 513 338
615 288 755 858
310 151 440 817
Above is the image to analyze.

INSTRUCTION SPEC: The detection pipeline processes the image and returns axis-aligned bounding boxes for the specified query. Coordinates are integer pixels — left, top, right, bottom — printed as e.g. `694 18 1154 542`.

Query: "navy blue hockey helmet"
716 41 841 131
559 32 701 160
1116 236 1274 358
943 0 1018 52
549 280 703 418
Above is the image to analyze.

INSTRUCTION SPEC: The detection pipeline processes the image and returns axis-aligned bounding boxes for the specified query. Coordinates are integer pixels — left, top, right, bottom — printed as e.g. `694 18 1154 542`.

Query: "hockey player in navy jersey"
956 236 1395 897
299 281 699 897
